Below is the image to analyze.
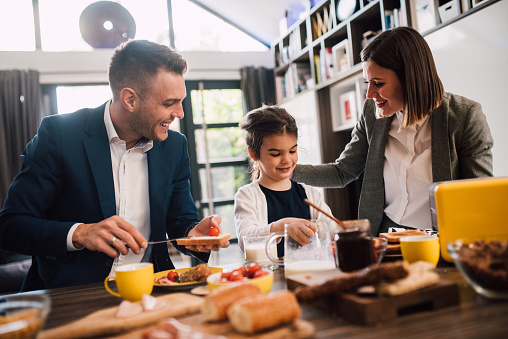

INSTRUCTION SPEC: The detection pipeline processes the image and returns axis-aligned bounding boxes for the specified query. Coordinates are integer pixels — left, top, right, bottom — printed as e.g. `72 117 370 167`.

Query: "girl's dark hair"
108 39 187 100
239 105 298 181
360 26 444 128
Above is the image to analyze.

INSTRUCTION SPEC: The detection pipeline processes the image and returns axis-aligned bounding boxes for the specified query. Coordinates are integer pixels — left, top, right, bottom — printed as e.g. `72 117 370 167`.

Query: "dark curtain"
0 70 42 205
240 66 275 113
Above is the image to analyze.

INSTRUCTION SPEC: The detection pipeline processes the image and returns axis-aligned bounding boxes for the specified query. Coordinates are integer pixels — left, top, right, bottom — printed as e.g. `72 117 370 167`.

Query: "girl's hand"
283 219 317 245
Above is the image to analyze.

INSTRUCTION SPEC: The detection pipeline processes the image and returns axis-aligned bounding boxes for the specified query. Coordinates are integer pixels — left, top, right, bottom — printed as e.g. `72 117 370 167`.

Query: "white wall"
0 50 274 83
425 0 508 176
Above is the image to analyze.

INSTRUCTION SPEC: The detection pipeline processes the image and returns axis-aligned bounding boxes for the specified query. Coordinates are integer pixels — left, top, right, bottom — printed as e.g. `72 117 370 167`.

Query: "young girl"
234 105 334 255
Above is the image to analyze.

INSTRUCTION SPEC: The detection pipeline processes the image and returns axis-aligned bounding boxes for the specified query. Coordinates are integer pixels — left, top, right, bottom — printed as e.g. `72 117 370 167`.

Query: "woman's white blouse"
383 112 433 230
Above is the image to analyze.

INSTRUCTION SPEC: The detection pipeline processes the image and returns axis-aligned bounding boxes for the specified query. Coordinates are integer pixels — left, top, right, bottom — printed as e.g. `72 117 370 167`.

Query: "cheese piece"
115 300 143 318
142 294 166 312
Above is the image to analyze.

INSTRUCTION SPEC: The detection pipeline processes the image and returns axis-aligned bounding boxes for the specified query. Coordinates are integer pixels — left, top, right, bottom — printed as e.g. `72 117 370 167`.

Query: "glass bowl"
447 238 508 299
373 237 388 264
0 293 51 338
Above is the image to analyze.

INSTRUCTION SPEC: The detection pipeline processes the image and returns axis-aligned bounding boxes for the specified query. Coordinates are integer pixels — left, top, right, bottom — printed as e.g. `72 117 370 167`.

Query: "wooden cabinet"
271 0 497 219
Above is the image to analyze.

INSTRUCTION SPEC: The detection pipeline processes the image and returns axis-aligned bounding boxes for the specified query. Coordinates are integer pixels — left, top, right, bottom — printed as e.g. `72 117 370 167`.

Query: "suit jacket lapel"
147 142 170 240
147 143 174 271
83 106 116 218
360 115 393 235
431 102 452 183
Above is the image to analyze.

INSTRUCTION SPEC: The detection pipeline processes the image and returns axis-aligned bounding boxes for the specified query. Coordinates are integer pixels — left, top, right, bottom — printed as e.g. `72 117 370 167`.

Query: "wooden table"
33 263 508 338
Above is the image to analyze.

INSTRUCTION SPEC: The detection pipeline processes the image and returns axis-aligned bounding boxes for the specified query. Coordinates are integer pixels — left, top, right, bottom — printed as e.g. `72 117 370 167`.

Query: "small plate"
190 285 210 296
153 267 222 290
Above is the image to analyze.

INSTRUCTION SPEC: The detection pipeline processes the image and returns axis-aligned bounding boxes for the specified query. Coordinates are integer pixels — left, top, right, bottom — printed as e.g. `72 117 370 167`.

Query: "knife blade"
146 236 195 245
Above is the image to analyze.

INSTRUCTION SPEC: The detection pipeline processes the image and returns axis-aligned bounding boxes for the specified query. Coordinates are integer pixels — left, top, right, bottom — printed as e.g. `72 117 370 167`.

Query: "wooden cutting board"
37 293 203 339
112 314 315 339
287 269 460 326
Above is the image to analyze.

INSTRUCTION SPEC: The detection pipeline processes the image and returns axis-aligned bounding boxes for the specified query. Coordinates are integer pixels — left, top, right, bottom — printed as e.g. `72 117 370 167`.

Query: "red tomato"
221 271 232 279
228 270 244 281
245 263 261 277
233 266 246 275
166 270 179 282
252 269 269 279
208 226 220 236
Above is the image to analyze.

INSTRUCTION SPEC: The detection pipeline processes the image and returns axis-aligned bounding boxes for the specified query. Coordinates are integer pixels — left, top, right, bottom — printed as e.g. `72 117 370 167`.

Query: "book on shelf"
279 63 312 100
385 9 402 29
320 47 334 80
314 55 321 84
312 5 332 39
275 76 285 103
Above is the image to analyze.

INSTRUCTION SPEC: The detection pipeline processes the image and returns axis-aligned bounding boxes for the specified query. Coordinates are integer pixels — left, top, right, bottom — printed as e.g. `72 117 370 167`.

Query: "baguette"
176 233 231 246
379 229 426 243
201 284 262 321
227 291 301 334
295 261 409 303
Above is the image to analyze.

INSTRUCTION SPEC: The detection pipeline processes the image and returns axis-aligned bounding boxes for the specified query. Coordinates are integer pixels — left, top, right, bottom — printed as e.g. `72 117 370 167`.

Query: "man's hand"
187 215 230 252
72 215 148 258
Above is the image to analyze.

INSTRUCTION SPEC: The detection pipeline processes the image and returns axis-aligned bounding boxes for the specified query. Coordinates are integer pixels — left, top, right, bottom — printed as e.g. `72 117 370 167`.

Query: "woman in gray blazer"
293 27 493 236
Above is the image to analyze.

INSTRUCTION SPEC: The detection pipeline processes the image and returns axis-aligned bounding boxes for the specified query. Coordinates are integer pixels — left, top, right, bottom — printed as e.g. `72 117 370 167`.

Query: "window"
181 81 249 241
55 85 111 114
38 0 169 51
0 0 35 51
171 1 267 52
41 84 111 116
1 0 267 52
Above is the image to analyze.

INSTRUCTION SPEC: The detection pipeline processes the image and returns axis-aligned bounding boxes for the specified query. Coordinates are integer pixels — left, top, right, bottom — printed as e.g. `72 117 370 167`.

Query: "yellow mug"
400 235 440 266
104 263 154 302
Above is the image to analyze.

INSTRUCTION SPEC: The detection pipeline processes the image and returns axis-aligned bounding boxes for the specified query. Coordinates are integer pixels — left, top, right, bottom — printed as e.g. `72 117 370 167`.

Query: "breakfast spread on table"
34 225 477 338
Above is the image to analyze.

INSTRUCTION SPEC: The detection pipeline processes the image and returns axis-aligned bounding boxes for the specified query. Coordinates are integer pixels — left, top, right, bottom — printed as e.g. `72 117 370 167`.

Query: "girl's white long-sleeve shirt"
234 180 333 252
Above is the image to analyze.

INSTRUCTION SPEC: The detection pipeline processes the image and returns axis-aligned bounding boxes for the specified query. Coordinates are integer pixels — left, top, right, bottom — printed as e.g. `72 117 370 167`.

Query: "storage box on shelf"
438 0 460 23
330 73 368 132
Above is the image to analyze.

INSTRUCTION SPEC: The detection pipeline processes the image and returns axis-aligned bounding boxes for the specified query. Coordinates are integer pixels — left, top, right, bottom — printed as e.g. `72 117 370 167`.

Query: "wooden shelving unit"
271 0 498 220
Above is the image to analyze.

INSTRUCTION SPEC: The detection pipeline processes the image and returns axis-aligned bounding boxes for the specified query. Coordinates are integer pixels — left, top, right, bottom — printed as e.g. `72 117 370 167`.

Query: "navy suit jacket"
0 103 208 291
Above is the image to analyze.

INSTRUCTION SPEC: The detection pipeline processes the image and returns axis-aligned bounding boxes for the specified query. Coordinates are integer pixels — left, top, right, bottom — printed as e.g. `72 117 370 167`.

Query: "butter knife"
146 236 195 245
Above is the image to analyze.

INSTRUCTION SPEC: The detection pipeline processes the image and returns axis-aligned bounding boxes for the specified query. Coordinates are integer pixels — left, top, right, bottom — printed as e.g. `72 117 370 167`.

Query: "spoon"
304 198 349 230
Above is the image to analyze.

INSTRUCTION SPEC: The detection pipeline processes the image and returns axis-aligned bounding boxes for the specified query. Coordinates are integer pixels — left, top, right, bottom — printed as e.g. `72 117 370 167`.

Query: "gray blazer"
294 93 494 235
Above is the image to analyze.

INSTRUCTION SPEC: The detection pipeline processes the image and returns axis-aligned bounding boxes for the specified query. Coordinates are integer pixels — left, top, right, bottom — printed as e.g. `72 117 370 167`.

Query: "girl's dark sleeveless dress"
259 180 310 257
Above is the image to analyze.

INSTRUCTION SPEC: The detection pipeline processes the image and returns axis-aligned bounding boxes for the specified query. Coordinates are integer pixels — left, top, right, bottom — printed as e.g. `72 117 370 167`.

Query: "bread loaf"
176 233 231 246
201 284 261 321
227 291 301 334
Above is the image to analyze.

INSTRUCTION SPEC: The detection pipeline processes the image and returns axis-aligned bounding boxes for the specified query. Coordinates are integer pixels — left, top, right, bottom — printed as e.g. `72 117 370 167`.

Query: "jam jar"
334 226 375 272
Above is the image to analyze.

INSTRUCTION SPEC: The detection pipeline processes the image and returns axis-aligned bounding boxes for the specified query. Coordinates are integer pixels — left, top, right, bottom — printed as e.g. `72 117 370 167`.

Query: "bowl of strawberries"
206 262 273 294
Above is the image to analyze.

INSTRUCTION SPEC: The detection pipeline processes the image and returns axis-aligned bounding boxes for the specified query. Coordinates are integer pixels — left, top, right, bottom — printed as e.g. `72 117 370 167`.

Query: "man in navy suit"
0 40 229 291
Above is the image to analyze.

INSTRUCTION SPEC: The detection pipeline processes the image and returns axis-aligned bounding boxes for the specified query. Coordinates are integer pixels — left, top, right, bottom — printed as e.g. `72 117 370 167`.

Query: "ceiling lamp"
79 1 136 49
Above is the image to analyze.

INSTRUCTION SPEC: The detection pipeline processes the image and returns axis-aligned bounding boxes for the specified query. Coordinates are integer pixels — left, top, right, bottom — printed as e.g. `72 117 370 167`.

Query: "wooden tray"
287 269 460 326
38 293 204 339
39 292 314 339
113 315 315 339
